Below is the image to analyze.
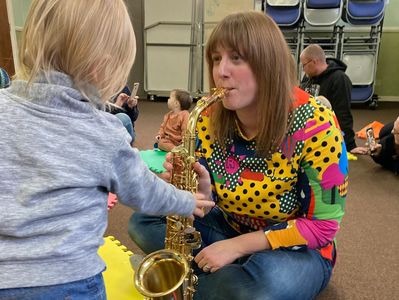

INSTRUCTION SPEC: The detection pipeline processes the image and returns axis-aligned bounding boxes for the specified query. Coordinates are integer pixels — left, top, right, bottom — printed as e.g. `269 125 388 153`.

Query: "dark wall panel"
0 0 15 75
125 0 145 98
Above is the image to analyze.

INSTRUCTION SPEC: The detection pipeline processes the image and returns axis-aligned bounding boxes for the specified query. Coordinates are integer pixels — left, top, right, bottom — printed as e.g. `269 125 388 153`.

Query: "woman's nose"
217 58 230 78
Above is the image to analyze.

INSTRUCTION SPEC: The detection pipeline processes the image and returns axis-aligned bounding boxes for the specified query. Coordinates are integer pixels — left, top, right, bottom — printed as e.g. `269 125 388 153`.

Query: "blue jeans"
0 273 106 300
115 113 135 143
128 208 333 300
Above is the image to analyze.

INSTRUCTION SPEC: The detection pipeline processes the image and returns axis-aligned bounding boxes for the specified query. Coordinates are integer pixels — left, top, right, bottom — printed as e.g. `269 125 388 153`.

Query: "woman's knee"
128 213 147 240
194 250 330 300
128 213 144 249
128 213 166 253
195 266 267 300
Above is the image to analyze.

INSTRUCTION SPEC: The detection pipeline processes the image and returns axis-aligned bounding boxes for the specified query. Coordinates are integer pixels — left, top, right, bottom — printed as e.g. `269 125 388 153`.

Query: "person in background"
0 67 10 88
155 89 193 151
108 85 139 144
300 44 367 155
129 11 348 300
368 116 399 174
0 1 214 299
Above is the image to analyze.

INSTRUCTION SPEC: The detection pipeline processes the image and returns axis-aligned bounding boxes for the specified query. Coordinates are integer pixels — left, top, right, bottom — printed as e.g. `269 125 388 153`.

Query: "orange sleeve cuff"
265 220 308 250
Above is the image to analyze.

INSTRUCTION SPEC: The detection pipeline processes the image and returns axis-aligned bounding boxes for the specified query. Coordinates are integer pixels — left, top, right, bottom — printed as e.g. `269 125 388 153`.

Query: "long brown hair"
206 11 297 157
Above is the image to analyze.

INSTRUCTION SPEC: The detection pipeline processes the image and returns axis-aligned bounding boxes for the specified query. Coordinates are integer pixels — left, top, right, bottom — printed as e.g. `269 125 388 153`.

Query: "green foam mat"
139 149 167 173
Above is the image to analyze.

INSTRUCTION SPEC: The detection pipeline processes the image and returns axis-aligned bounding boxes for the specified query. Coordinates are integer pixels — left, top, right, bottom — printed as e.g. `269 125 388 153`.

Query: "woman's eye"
230 53 242 62
211 55 221 63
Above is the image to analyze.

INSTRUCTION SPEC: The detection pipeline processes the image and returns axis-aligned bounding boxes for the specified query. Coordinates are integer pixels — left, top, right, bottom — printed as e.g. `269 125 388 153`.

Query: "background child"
155 89 193 151
108 85 139 144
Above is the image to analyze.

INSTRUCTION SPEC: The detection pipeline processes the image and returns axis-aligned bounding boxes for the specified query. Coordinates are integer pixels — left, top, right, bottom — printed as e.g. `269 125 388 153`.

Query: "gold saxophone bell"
134 249 190 300
133 88 226 300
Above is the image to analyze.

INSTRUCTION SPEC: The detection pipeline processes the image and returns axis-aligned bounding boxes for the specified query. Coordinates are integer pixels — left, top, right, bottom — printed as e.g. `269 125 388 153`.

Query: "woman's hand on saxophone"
195 230 270 273
192 160 214 217
159 153 174 182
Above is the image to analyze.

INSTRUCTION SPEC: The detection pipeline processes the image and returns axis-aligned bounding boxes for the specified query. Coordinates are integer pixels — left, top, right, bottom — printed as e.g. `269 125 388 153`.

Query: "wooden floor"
105 99 399 300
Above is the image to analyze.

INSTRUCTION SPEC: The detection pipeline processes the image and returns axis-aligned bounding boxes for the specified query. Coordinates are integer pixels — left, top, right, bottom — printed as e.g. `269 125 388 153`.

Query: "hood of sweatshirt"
318 58 348 78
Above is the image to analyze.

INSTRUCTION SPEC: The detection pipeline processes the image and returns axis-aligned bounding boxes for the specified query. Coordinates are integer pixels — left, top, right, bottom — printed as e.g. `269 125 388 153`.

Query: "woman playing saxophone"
129 11 348 300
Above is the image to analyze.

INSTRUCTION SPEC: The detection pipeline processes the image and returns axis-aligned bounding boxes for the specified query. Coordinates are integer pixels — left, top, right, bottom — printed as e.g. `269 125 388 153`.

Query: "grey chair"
304 0 343 26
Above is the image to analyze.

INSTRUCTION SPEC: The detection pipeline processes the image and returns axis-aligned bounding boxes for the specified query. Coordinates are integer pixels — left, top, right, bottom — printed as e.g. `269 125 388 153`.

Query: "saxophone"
134 88 225 300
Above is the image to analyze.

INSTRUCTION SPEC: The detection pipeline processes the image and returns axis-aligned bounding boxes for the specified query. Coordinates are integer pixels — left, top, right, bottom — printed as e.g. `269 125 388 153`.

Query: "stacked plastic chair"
304 0 343 27
264 1 303 75
344 0 385 26
281 24 302 76
340 25 381 109
340 0 385 109
301 0 343 64
265 0 302 27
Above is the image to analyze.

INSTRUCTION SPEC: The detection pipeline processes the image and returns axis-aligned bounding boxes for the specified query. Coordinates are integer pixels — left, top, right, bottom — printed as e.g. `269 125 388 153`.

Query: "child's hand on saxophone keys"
193 194 215 218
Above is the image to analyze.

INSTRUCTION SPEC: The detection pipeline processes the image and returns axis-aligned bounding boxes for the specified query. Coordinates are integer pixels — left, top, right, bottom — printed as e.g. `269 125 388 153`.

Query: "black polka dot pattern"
195 96 345 231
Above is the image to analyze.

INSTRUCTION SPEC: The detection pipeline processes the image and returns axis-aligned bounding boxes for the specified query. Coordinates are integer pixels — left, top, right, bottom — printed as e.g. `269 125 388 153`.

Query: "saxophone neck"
186 88 226 136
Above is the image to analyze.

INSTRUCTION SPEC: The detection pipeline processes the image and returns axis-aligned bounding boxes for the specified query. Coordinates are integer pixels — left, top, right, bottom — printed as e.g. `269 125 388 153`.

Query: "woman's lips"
221 87 234 95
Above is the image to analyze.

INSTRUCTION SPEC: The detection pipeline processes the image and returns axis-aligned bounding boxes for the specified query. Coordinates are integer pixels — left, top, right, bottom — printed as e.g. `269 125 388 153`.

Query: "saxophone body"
134 88 225 300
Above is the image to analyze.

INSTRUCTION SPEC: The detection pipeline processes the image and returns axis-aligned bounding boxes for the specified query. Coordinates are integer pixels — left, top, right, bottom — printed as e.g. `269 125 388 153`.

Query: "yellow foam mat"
98 236 144 300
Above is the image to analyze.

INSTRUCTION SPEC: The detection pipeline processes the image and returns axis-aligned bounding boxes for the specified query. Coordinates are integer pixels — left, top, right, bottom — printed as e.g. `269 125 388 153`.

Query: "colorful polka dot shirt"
196 87 348 260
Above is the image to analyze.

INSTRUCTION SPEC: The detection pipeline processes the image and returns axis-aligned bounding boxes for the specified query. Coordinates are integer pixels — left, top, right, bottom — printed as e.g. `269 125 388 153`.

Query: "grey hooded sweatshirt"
0 72 195 289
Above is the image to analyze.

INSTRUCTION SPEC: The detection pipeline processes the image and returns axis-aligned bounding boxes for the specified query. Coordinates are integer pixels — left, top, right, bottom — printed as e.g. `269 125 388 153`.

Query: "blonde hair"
206 11 297 157
17 0 136 103
301 44 326 63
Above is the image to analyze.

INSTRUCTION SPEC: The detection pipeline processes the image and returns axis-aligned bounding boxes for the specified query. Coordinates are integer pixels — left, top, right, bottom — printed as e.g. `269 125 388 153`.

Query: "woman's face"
211 46 257 113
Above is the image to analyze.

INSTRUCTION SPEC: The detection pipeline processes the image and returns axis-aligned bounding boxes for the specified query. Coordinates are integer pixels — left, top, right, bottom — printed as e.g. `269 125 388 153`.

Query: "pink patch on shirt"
216 160 222 166
296 218 339 249
293 120 331 142
225 156 240 174
321 163 345 190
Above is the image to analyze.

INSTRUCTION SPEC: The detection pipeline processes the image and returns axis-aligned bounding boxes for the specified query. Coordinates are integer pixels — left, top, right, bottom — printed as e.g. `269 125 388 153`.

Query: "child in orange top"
155 89 193 151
